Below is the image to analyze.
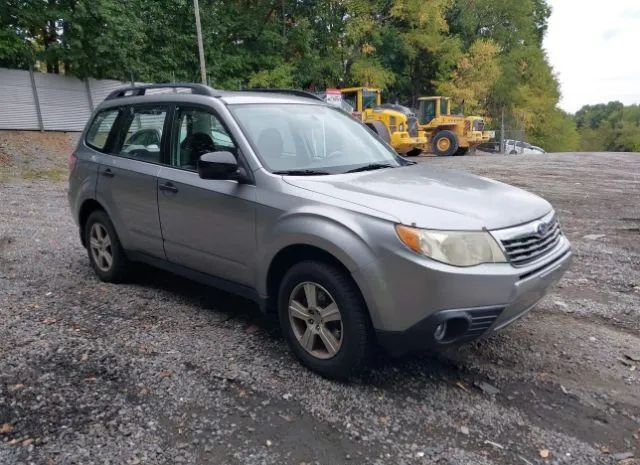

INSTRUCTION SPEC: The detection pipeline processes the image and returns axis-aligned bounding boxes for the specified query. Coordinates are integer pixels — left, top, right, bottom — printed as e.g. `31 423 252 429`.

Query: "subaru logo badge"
537 222 548 236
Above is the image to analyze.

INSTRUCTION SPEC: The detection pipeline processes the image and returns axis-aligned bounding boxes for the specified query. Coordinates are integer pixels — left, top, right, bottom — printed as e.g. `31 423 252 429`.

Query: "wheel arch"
260 209 382 313
78 198 107 247
265 244 356 312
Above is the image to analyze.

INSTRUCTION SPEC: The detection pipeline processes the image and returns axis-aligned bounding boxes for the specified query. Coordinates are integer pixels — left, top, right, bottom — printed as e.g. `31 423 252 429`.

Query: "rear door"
157 105 256 286
95 104 169 259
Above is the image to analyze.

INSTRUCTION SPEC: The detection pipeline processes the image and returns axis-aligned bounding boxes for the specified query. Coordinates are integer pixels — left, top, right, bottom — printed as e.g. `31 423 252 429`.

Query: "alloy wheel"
288 282 343 359
89 223 113 272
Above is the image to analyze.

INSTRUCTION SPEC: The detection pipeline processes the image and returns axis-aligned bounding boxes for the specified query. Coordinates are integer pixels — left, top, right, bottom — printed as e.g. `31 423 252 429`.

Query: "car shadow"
123 262 495 386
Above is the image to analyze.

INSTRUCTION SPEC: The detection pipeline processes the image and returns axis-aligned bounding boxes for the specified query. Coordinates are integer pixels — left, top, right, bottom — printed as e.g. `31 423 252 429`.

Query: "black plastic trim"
127 251 267 312
105 83 220 101
376 305 505 356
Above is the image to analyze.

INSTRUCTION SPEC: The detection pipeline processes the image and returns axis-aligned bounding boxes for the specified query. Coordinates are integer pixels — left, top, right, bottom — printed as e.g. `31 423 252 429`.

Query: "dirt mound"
0 130 79 181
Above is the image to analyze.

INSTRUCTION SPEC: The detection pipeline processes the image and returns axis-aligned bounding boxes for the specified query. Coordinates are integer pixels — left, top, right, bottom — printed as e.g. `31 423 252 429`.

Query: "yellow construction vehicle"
340 87 426 156
416 96 494 156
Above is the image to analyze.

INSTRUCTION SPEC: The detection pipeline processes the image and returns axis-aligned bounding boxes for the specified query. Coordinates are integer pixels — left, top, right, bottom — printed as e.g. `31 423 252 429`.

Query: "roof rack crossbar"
244 88 324 101
105 83 218 100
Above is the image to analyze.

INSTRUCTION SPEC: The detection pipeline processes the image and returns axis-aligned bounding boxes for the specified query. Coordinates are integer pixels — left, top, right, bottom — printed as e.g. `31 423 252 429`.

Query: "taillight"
68 152 77 173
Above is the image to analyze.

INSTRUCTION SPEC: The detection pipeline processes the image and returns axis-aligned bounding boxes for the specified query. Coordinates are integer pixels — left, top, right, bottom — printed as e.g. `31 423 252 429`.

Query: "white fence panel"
88 78 129 106
34 72 93 131
0 69 40 130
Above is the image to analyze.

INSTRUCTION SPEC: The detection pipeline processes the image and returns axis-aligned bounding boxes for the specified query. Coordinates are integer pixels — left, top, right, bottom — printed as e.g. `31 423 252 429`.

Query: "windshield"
229 104 404 174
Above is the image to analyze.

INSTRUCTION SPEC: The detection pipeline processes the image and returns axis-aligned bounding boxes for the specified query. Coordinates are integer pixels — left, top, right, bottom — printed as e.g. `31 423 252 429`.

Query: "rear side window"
115 106 168 164
86 109 119 151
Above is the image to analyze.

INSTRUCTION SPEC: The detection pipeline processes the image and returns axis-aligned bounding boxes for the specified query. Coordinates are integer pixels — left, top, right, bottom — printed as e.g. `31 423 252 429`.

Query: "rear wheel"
366 121 391 144
85 210 129 283
432 130 459 156
278 261 373 379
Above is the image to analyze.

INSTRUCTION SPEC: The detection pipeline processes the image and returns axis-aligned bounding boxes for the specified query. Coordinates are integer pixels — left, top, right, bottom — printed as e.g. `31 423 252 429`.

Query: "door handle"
101 168 115 178
159 182 178 193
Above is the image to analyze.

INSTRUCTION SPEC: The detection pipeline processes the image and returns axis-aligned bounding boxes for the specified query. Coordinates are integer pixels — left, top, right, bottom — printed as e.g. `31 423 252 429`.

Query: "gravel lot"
1 131 639 465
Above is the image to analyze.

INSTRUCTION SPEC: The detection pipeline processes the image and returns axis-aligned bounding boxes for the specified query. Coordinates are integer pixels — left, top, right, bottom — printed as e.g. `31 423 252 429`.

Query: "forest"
1 0 638 152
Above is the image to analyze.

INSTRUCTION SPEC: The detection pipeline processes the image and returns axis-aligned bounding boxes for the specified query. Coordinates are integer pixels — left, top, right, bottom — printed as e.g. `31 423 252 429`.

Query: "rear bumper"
356 238 572 356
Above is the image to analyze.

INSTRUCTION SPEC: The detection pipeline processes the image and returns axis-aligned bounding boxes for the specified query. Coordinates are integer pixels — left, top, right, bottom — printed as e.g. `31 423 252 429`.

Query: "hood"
283 164 552 230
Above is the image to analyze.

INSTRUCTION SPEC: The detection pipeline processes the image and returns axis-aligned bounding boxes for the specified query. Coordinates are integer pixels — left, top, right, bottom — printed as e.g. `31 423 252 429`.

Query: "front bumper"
354 235 572 355
466 130 495 145
390 131 428 154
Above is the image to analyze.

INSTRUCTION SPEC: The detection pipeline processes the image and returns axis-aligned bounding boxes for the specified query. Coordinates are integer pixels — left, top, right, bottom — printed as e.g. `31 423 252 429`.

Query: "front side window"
229 103 404 174
117 106 168 163
440 98 449 116
172 107 237 170
86 109 119 151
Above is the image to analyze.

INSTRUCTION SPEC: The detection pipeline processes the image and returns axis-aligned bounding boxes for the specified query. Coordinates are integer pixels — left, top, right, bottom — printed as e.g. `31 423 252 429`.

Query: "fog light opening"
433 317 471 343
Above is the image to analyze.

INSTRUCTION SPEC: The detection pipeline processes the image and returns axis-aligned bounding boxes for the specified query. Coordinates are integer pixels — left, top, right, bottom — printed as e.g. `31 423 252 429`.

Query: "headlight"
395 225 507 267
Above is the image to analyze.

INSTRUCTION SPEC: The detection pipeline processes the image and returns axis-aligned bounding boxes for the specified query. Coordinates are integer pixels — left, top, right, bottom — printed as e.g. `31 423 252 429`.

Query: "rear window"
86 109 119 151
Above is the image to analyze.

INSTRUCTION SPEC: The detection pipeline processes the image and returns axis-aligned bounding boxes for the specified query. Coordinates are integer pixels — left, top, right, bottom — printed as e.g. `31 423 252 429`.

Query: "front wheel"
432 130 459 156
278 261 373 379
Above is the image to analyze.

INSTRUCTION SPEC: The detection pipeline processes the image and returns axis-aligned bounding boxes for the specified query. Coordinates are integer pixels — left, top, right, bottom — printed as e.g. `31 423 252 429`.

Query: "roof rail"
104 83 218 100
244 88 324 101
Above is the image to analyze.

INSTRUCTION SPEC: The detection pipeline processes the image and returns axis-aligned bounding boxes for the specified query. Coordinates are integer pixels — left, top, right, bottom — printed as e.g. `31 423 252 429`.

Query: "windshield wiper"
344 163 395 173
272 169 331 176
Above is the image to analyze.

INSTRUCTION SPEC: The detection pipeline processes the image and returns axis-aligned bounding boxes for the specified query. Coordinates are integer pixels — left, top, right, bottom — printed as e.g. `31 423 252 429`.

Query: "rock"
265 439 273 447
554 300 568 310
613 452 634 461
474 381 500 396
539 449 550 459
583 234 605 241
460 426 469 435
0 423 14 434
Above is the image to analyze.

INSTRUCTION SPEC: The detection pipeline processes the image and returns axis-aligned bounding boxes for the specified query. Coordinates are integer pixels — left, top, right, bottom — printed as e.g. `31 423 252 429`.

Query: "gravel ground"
1 131 639 465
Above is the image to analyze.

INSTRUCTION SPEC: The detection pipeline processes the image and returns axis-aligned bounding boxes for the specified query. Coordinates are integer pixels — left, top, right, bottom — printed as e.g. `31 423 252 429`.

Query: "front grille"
465 307 504 337
407 116 418 137
500 217 562 266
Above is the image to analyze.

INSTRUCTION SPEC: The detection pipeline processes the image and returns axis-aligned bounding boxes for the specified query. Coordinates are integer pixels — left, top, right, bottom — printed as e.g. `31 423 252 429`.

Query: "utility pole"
193 0 207 85
500 107 505 154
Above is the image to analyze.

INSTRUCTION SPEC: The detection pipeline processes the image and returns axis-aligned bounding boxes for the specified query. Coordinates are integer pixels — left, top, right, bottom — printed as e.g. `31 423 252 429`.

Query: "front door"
157 105 256 287
95 105 169 259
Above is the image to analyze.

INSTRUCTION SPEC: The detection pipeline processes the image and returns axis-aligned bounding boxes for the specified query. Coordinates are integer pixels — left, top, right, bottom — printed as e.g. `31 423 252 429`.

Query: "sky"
543 0 640 113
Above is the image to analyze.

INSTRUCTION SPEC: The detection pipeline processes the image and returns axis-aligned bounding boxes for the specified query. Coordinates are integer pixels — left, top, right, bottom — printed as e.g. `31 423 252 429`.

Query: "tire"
509 150 518 155
278 260 373 379
84 210 129 283
431 130 459 156
406 148 422 157
366 121 391 144
454 147 469 156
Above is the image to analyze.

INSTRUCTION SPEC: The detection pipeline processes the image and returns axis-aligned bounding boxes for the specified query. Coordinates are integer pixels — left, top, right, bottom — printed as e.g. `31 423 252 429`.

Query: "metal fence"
0 68 136 132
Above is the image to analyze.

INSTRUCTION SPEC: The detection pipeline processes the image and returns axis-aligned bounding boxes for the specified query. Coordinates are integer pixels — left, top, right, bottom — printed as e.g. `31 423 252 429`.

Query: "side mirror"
197 151 240 180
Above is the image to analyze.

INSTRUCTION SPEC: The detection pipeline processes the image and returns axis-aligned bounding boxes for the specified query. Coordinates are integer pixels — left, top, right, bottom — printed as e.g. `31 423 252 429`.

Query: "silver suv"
69 84 571 379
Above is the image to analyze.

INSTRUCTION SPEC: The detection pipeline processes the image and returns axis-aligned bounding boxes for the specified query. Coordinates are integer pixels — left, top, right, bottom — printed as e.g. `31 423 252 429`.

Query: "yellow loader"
416 96 494 156
340 87 427 156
